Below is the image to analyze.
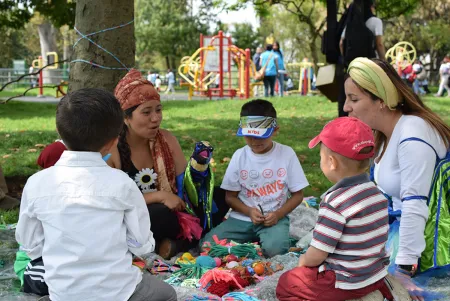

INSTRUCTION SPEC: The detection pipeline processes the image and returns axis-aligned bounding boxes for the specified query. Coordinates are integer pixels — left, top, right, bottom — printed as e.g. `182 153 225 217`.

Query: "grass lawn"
0 86 68 98
1 95 449 222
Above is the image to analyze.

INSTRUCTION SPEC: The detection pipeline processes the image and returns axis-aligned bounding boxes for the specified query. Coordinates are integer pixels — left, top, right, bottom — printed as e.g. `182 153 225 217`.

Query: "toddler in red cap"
276 117 393 301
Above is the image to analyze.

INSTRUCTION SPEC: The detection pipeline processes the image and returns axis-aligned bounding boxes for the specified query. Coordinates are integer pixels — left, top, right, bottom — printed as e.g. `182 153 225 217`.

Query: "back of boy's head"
56 88 123 152
240 99 277 118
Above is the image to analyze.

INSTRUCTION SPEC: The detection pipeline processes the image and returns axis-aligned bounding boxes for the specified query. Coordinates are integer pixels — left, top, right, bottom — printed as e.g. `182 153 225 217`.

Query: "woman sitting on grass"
109 69 228 259
344 57 450 300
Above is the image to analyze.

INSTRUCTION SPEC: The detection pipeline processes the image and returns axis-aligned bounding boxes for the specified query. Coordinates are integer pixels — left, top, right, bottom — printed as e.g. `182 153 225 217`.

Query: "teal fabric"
260 51 278 76
202 217 290 257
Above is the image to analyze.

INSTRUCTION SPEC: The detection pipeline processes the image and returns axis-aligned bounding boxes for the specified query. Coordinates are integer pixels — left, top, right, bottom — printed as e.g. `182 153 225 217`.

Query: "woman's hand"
392 267 424 301
161 191 186 211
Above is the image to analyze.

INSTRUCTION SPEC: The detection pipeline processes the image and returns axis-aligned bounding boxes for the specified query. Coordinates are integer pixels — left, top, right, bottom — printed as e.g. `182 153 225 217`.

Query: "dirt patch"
5 176 29 199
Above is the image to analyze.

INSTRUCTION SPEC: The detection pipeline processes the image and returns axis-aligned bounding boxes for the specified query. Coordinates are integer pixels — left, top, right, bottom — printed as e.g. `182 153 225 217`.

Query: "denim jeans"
201 216 290 257
413 79 425 95
277 73 285 97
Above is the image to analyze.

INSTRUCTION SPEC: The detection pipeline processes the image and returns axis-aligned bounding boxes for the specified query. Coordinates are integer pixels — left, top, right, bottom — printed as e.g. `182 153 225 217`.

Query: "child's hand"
263 212 279 227
162 192 186 211
248 207 264 225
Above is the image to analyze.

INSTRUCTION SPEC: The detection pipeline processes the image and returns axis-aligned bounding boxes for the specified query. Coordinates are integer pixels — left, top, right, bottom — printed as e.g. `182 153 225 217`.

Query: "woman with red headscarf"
109 69 227 259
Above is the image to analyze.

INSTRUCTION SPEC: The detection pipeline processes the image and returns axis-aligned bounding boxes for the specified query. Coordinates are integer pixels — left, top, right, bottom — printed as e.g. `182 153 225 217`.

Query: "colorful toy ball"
214 257 222 267
225 254 238 262
226 261 239 269
253 263 265 276
196 256 217 268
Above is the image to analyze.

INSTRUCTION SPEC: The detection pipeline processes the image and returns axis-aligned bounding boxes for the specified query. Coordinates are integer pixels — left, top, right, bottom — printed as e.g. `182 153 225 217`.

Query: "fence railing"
0 68 69 89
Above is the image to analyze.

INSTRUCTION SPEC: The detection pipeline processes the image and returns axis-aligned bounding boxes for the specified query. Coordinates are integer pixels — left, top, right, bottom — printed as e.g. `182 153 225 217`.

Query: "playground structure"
286 61 317 95
178 31 262 100
31 52 66 97
385 41 417 76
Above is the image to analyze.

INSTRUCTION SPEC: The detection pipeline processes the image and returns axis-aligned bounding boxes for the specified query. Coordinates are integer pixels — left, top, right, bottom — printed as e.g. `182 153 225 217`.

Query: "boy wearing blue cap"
202 99 309 257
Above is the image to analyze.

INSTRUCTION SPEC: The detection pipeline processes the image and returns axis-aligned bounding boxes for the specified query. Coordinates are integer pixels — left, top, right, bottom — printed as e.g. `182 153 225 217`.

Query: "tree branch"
0 60 67 93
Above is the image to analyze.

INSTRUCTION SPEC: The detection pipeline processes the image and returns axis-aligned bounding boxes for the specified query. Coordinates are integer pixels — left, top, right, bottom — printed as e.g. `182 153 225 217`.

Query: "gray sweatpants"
37 273 177 301
128 273 177 301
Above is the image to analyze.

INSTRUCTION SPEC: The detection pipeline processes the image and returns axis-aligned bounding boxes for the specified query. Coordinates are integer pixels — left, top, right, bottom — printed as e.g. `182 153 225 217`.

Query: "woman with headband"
110 69 226 259
344 57 450 299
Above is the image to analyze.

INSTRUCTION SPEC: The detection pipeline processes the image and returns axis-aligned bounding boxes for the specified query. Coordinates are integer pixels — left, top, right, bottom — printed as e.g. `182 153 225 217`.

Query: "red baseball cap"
308 117 375 160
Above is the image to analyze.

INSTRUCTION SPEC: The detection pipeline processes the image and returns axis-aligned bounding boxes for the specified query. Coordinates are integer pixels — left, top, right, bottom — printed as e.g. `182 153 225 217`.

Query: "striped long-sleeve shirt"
310 173 390 290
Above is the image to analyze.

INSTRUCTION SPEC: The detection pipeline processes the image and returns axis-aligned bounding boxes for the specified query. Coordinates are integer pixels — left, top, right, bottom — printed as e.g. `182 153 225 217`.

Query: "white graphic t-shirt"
221 142 309 222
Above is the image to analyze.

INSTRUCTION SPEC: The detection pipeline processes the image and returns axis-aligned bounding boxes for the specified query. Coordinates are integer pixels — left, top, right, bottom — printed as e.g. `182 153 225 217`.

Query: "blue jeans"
277 73 285 97
201 216 290 257
413 79 425 95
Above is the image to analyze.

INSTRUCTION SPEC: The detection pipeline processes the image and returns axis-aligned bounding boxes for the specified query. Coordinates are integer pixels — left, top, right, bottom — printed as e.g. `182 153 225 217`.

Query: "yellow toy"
385 41 416 75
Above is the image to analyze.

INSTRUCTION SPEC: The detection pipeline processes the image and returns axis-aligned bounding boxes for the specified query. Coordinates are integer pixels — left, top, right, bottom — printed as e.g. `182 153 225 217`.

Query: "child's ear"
272 126 280 135
329 154 338 171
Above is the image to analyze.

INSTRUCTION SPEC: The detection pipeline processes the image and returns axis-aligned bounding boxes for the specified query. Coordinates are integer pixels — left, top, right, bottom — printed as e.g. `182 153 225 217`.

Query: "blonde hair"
353 59 450 155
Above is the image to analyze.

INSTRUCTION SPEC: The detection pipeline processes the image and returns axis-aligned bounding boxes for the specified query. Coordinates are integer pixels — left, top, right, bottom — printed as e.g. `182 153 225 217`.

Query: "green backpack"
399 138 450 272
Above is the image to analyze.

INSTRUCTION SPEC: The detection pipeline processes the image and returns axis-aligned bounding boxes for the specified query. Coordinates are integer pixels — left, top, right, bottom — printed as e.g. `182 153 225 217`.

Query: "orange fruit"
253 263 265 276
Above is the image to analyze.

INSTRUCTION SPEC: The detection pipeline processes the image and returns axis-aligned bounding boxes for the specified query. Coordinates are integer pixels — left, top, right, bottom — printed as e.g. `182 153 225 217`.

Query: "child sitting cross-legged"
202 99 309 257
276 117 393 301
15 88 176 301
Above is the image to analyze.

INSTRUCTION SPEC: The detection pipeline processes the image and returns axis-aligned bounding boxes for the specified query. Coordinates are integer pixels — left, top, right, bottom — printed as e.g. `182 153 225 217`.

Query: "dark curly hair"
117 105 138 171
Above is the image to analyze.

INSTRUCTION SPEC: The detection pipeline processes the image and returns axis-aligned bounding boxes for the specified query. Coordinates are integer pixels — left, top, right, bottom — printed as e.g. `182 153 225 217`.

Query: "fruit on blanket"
225 254 238 262
253 263 265 276
214 257 222 267
226 261 239 269
175 252 196 265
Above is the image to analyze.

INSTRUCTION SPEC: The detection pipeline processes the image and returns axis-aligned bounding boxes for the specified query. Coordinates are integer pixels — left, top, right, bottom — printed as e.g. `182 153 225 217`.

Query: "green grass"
0 95 449 221
0 86 67 98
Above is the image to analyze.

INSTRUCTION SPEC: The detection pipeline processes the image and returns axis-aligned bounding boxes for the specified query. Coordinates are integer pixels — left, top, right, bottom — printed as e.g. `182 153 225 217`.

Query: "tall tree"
231 23 262 55
68 0 135 92
221 0 420 67
384 0 450 75
30 14 59 84
0 0 75 29
135 0 210 70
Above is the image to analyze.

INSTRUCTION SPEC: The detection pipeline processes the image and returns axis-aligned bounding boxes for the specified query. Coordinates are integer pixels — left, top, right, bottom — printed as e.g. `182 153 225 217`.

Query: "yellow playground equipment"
286 60 318 96
178 31 262 100
386 41 416 75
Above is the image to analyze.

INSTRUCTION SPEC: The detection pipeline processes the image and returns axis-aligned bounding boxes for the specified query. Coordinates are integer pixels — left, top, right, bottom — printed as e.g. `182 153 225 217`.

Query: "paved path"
4 93 241 104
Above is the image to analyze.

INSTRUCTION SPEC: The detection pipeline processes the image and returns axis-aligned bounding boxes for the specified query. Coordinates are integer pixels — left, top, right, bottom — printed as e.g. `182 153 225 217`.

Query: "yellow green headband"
347 57 401 110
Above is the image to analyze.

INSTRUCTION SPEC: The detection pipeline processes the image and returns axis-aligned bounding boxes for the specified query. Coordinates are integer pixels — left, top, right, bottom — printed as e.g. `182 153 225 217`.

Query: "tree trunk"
170 56 176 71
165 56 170 70
69 0 135 93
37 21 58 84
60 25 72 80
308 23 320 70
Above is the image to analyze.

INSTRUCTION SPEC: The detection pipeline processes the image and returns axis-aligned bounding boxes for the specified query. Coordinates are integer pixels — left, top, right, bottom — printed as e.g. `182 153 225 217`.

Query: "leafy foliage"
135 0 212 70
0 0 75 29
231 23 262 55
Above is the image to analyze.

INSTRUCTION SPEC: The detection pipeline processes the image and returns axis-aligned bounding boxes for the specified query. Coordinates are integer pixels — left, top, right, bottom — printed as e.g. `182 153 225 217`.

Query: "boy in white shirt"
15 88 176 301
202 99 309 257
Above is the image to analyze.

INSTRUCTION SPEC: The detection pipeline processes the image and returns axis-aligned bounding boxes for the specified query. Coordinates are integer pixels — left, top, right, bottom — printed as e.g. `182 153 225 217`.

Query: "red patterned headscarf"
114 69 160 111
114 69 176 193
